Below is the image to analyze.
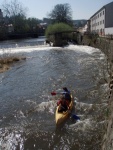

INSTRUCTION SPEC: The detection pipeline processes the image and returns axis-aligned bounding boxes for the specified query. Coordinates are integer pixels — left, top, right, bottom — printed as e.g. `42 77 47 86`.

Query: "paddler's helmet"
63 87 68 92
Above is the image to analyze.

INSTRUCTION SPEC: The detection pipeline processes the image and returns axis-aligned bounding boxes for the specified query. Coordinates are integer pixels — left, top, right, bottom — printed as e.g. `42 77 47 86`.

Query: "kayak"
55 95 73 126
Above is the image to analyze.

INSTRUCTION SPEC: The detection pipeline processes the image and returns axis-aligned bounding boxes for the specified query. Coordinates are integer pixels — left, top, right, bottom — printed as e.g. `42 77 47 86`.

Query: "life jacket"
64 93 71 101
57 99 69 108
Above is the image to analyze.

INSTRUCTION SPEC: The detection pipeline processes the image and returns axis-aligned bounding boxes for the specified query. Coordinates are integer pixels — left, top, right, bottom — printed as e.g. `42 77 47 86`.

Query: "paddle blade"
71 114 80 121
51 92 56 96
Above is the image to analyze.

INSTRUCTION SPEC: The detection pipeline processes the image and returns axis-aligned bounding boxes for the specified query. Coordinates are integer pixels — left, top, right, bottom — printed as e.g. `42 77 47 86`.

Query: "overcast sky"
0 0 113 20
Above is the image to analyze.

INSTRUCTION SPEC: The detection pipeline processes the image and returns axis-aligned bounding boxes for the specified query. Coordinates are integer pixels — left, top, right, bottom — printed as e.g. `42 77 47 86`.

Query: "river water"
0 37 109 150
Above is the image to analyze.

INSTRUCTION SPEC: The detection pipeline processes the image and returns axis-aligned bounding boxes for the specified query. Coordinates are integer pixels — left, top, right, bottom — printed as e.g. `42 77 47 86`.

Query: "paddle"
67 109 80 121
51 91 65 96
51 91 57 96
71 113 80 121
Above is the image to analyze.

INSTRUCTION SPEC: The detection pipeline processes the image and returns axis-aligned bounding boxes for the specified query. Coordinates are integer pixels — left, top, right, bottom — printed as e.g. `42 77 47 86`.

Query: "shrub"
45 22 73 39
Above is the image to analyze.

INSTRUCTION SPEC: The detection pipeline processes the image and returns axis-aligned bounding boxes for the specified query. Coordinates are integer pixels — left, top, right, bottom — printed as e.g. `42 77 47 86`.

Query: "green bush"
45 22 73 38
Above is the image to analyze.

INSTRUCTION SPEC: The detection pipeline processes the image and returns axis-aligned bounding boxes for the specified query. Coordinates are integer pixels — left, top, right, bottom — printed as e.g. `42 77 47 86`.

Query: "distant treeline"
0 29 45 41
7 32 38 39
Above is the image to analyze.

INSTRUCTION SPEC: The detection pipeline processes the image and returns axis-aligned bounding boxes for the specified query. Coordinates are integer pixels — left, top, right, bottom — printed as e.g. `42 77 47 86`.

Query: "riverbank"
81 35 113 150
102 74 113 150
0 56 26 73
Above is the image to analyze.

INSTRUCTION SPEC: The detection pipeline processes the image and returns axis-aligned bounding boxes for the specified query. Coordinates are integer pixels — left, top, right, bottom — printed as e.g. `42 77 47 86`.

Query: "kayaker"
51 87 71 102
57 96 69 112
63 87 70 94
62 87 71 102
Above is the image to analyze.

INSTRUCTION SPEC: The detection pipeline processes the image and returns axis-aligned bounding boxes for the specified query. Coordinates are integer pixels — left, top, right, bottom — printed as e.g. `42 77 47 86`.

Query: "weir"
48 30 80 46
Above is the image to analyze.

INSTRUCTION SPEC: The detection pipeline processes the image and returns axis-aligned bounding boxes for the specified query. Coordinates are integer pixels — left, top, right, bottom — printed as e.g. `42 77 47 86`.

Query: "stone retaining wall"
81 35 113 150
102 75 113 150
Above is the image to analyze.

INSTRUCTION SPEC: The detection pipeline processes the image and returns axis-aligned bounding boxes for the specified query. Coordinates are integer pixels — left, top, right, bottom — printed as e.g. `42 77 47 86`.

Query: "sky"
0 0 113 20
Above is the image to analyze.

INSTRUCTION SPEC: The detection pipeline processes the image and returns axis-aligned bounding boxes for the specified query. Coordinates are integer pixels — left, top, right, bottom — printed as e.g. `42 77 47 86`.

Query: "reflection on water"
0 36 45 49
0 37 108 150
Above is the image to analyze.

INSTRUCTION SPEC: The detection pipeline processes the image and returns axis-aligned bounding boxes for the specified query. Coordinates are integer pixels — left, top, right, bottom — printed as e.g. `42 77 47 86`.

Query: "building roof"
90 1 113 19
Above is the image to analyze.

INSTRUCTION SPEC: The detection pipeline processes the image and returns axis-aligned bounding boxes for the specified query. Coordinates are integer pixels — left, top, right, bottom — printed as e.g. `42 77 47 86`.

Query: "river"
0 36 109 150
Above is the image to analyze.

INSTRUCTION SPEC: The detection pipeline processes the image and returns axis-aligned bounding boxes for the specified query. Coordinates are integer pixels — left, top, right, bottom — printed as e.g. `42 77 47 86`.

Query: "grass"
0 56 26 73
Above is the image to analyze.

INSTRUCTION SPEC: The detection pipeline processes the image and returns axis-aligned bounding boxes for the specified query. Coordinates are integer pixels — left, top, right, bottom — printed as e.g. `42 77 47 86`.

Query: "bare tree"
1 0 28 33
2 0 28 17
48 3 73 25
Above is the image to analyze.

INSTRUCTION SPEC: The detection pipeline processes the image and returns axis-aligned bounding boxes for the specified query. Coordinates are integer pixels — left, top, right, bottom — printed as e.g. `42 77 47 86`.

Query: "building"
90 2 113 35
77 24 88 34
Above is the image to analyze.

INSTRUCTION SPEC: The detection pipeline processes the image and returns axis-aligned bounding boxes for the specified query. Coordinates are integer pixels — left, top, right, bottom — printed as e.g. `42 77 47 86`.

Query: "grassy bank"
0 56 26 73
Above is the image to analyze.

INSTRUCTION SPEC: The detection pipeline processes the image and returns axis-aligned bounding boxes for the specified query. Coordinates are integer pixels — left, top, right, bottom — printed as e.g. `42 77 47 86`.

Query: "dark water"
0 37 108 150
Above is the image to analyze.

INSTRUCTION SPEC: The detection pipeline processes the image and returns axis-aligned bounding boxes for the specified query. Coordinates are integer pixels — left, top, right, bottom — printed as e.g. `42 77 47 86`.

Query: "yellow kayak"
55 95 73 126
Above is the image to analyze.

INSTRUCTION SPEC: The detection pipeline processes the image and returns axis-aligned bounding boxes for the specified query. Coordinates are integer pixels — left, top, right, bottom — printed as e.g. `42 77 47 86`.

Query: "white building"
90 2 113 35
81 24 88 33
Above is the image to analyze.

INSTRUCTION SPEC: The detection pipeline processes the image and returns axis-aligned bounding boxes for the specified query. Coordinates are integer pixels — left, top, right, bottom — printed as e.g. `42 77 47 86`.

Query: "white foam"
0 46 60 55
69 118 94 131
36 101 56 112
0 44 102 55
65 44 101 54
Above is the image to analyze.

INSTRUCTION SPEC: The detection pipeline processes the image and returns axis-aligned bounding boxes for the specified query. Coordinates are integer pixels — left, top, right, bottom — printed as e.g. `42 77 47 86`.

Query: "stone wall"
81 35 113 150
102 76 113 150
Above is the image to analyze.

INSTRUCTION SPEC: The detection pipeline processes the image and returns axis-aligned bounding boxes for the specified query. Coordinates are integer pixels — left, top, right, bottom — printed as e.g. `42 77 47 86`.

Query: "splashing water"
0 37 109 150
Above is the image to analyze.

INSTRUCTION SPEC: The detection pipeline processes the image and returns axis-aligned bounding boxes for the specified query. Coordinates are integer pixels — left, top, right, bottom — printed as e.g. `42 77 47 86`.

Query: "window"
103 20 104 24
103 11 104 15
